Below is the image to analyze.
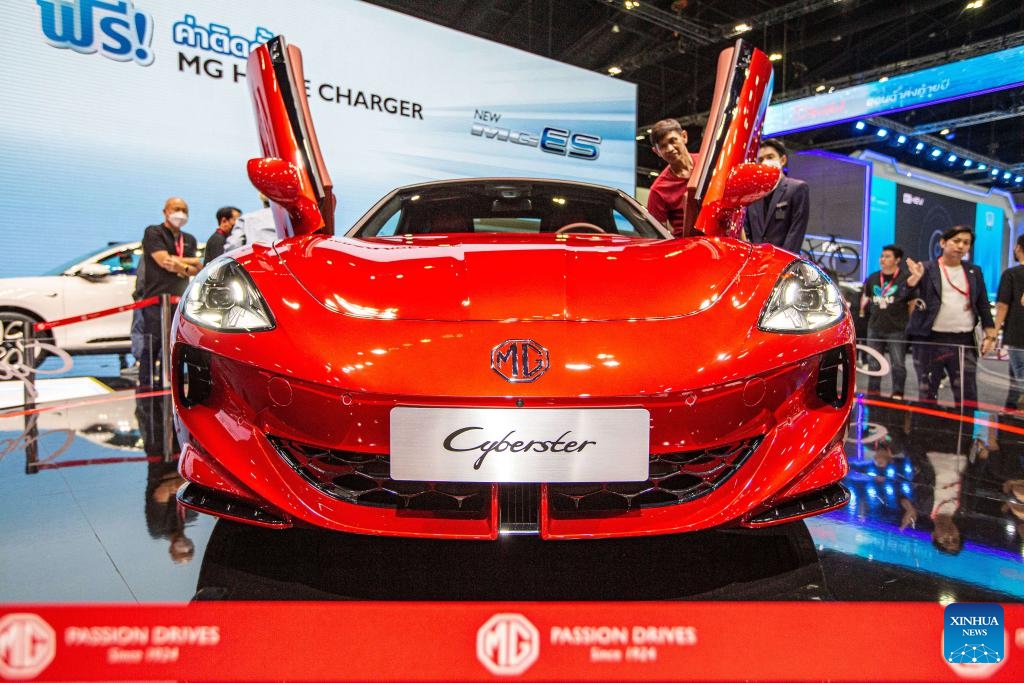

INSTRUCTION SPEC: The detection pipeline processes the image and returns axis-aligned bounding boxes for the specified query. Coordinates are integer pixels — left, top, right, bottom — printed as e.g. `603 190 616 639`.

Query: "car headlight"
182 257 275 332
758 260 844 333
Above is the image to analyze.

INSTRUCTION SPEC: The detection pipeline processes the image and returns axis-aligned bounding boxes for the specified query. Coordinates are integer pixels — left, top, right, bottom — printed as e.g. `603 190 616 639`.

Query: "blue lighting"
930 148 943 157
977 163 987 170
1015 176 1023 183
946 153 958 163
1003 171 1012 180
913 142 926 152
896 134 907 144
876 128 889 138
854 121 867 131
963 159 973 167
991 168 1000 176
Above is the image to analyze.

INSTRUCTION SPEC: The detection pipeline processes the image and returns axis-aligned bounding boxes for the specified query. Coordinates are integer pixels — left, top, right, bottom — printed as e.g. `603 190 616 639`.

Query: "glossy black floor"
1 354 1022 604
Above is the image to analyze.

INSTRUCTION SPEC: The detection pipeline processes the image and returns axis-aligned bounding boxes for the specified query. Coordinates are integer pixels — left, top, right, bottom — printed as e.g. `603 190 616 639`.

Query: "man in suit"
743 138 809 254
906 226 997 406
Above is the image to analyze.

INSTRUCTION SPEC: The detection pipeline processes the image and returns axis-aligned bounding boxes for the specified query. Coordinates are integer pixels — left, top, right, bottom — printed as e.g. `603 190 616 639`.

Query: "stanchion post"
162 389 175 462
160 294 173 390
22 321 40 475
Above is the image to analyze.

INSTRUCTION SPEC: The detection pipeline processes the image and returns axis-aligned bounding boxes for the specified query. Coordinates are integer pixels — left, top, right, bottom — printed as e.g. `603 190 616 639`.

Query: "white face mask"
761 158 782 169
167 210 189 228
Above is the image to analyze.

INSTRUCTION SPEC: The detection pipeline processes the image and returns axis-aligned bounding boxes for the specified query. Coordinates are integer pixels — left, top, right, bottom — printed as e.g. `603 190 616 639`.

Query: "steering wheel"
554 222 606 234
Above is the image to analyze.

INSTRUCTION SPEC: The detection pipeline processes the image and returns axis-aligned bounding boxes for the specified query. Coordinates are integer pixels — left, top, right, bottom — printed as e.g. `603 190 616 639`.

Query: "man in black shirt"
138 197 200 388
995 235 1024 410
860 244 912 399
203 206 241 265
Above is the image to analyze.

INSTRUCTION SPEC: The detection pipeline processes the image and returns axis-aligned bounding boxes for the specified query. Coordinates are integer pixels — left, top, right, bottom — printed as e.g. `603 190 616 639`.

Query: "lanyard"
939 260 970 300
175 234 184 258
878 272 896 297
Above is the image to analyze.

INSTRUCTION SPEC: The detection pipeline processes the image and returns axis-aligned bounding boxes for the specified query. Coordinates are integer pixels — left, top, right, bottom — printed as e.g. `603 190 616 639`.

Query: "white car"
0 241 203 357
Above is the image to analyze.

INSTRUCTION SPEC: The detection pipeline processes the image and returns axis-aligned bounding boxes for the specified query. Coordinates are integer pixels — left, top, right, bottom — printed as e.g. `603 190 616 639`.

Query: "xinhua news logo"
943 603 1004 666
476 613 539 676
0 613 57 680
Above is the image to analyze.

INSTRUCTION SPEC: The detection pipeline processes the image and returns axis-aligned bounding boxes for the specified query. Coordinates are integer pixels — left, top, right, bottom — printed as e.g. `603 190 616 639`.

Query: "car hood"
275 234 754 322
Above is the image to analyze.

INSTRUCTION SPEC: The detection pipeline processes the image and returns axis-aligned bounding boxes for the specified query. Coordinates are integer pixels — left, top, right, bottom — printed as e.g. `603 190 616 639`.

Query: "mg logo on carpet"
0 613 56 680
476 613 539 676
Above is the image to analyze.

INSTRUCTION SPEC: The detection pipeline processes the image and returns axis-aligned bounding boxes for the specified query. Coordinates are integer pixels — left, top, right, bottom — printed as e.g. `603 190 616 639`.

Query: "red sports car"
172 37 854 540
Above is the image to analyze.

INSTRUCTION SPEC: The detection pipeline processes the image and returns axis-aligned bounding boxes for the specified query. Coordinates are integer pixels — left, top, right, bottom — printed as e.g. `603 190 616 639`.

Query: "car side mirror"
721 163 780 209
246 157 325 236
691 163 781 234
77 263 112 279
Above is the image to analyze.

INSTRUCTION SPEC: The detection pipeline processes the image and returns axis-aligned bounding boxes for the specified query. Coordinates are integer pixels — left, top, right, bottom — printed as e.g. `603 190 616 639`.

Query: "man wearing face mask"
742 138 809 254
138 197 200 388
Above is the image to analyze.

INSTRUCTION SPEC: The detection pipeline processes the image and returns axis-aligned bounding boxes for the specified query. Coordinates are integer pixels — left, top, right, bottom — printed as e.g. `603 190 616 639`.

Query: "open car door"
684 40 780 238
246 36 335 238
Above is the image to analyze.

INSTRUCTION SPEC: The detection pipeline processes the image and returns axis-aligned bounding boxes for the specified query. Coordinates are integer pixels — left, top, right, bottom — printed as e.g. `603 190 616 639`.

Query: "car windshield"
353 181 668 239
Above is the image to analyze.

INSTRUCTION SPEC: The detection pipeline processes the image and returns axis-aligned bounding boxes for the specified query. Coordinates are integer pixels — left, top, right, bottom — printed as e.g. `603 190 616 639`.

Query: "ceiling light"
1015 176 1023 183
878 76 889 83
963 159 972 167
875 128 888 138
624 0 639 9
1003 171 1012 180
977 163 987 170
930 148 943 158
611 23 621 33
854 121 866 131
939 128 951 136
914 142 926 152
991 168 1000 176
815 84 826 93
946 154 958 164
965 0 985 9
607 65 622 76
895 134 907 145
734 23 752 34
768 53 783 62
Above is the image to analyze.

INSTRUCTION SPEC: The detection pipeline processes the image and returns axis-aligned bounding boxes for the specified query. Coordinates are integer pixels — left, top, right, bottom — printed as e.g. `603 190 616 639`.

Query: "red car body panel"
172 37 854 540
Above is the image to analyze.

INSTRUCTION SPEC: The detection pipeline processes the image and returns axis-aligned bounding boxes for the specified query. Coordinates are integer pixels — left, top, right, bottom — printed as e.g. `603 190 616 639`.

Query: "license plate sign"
389 407 649 482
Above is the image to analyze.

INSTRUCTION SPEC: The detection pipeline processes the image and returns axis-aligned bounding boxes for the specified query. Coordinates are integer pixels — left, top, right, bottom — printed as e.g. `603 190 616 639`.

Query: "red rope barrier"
33 295 181 332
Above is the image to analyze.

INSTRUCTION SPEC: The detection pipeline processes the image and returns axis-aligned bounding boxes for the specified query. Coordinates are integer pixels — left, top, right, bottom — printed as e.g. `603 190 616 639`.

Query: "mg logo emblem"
491 340 549 383
476 613 539 676
0 613 56 680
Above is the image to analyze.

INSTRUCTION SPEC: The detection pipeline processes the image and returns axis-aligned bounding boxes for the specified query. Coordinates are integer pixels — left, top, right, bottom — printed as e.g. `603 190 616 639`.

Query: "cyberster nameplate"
389 407 650 482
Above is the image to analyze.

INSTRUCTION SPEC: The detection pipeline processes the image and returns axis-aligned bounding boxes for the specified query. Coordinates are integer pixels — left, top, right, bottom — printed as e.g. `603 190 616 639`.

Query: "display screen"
0 1 637 276
764 44 1024 136
866 180 1004 295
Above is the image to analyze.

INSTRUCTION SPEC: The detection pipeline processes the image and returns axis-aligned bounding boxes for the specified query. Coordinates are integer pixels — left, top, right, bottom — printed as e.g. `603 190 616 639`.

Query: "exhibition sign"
0 0 636 276
1 603 1022 680
763 44 1024 136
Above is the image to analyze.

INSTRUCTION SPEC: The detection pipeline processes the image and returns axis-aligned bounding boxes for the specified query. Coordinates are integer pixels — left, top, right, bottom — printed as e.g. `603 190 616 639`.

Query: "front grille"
271 437 489 516
272 435 760 520
549 437 762 514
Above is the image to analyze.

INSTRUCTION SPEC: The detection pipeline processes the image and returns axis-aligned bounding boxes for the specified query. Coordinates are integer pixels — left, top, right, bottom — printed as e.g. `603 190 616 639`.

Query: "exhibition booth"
1 1 1023 681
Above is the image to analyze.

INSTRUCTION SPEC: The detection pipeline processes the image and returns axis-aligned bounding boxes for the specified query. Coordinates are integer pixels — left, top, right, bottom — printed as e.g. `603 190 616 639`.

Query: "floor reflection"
0 376 1021 603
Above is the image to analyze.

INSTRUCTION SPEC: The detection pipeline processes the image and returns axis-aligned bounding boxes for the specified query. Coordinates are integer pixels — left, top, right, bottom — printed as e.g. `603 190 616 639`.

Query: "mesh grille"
271 437 490 515
549 437 762 514
499 484 540 534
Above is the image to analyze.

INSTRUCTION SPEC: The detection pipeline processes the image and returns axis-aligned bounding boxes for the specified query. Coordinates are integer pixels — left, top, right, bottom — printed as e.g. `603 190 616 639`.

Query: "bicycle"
800 234 861 279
